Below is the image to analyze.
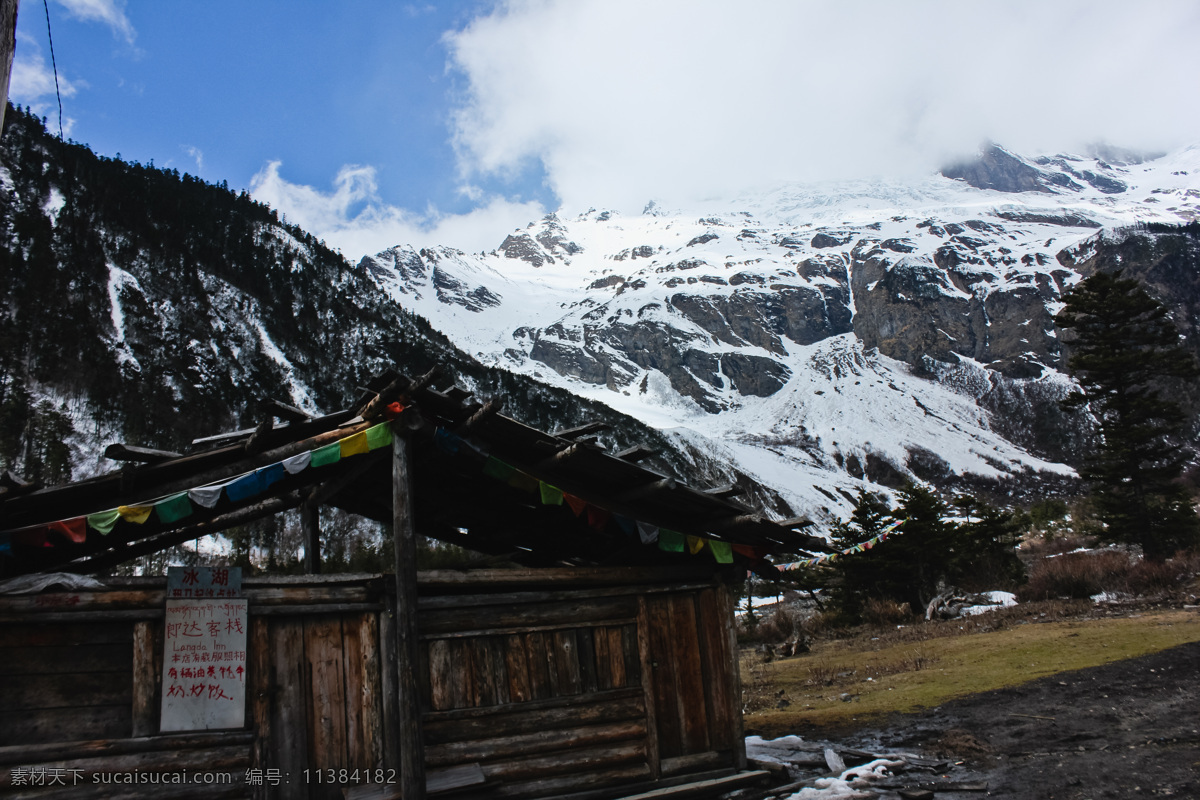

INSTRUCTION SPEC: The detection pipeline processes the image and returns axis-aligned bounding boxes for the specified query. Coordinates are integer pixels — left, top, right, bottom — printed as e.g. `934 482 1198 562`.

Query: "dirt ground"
824 640 1200 799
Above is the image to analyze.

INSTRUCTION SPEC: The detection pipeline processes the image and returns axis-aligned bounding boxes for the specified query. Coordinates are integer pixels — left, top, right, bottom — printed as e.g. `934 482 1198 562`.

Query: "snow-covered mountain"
360 144 1200 525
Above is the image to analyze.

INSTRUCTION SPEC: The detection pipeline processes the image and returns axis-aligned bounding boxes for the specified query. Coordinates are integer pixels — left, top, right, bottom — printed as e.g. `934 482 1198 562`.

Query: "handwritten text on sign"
159 599 247 731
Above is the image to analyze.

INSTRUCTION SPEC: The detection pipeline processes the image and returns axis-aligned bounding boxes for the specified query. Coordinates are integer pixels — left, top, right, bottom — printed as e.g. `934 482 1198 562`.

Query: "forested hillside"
0 105 702 497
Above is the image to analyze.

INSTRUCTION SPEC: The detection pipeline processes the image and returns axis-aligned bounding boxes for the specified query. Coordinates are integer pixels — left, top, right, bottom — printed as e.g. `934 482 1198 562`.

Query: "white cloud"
249 161 545 260
9 34 78 134
54 0 136 45
183 145 203 174
445 0 1200 213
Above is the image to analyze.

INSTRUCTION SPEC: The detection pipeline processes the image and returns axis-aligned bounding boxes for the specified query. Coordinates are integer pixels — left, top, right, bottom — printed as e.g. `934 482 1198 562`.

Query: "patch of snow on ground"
961 590 1018 616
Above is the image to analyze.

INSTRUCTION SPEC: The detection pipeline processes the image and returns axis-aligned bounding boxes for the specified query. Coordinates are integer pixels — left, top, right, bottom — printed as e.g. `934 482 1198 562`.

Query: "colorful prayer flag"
87 508 121 534
49 518 87 543
658 528 685 552
340 430 370 458
155 493 193 524
539 482 564 506
117 505 154 524
709 539 733 564
365 422 393 450
311 441 342 468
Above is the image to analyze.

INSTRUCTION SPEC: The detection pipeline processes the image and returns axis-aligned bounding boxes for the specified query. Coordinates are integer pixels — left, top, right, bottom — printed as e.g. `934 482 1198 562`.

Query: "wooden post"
0 0 16 135
131 621 158 737
393 426 426 798
302 496 321 574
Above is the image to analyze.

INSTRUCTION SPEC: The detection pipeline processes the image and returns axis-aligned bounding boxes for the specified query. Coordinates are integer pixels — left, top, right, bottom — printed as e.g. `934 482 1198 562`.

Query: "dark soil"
839 640 1200 799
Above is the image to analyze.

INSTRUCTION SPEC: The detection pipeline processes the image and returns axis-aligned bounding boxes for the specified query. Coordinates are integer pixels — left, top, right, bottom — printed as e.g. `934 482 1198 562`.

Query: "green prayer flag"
87 508 121 535
155 493 193 524
709 539 733 564
365 422 393 451
539 482 564 505
311 442 342 468
483 457 515 481
658 528 685 553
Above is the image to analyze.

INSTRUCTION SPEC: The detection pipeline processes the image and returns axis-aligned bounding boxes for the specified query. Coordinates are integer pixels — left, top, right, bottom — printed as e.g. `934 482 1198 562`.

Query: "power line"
41 0 64 141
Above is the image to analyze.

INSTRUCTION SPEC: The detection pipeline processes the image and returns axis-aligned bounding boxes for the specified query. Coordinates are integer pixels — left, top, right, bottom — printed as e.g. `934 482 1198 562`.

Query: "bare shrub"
1018 550 1133 601
862 598 913 626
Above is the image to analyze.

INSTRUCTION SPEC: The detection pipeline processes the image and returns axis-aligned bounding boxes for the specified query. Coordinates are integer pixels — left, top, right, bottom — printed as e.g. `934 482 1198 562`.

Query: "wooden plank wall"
416 574 743 799
0 569 746 800
254 612 385 800
0 621 135 746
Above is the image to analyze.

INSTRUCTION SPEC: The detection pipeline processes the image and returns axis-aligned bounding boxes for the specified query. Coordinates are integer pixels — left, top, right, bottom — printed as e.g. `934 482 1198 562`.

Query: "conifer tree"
1055 271 1200 559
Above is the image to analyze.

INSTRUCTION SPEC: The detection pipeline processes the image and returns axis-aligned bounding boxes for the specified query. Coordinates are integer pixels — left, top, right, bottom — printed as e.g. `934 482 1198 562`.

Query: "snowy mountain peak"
365 145 1200 526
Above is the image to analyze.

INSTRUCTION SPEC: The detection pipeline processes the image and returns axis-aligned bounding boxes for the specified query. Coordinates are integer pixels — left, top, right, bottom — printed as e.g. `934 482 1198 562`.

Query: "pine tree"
1055 271 1200 559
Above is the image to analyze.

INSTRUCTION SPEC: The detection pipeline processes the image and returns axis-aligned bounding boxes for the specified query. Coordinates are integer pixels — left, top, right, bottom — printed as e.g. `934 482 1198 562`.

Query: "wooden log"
0 643 131 677
0 620 133 647
613 770 771 800
488 763 652 799
613 445 657 462
392 430 426 799
0 672 131 712
104 444 183 463
422 689 645 745
415 565 716 590
659 750 729 777
0 743 252 787
131 621 158 737
0 731 255 766
416 582 717 611
249 602 383 617
424 719 647 767
0 707 130 747
420 596 639 636
478 741 645 783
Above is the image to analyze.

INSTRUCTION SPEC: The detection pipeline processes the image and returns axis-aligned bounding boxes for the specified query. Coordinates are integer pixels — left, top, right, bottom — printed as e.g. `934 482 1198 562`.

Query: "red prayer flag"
564 493 588 517
49 518 87 543
587 507 611 531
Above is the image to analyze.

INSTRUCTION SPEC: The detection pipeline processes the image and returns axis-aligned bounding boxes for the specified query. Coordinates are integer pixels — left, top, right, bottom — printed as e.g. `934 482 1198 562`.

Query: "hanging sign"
166 565 242 599
160 567 248 731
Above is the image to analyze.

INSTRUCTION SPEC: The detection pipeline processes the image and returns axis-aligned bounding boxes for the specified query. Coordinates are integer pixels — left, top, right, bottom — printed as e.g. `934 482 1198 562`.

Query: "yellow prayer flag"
117 505 154 524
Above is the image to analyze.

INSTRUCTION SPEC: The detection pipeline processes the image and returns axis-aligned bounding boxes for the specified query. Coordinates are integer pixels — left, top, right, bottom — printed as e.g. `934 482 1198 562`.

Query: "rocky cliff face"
361 144 1200 522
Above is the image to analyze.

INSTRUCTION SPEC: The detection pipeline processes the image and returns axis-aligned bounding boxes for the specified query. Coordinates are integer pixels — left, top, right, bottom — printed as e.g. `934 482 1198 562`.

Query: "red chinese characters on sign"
160 598 247 732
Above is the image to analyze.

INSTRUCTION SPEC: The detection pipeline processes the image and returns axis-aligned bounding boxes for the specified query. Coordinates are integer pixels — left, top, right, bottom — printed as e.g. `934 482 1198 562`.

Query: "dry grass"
742 607 1200 737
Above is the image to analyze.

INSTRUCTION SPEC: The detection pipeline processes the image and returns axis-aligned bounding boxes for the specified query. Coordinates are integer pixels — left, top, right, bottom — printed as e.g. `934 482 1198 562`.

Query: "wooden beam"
703 484 742 499
455 397 502 434
614 445 657 462
302 496 321 574
104 444 184 463
259 398 312 423
363 367 438 420
392 427 426 799
552 421 610 439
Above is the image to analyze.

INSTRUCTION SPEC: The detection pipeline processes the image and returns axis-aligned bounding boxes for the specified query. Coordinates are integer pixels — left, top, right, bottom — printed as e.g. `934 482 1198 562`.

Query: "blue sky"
10 1 1200 260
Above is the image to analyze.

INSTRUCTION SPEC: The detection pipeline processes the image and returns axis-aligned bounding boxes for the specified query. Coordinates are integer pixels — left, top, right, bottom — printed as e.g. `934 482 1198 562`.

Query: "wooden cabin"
0 370 825 799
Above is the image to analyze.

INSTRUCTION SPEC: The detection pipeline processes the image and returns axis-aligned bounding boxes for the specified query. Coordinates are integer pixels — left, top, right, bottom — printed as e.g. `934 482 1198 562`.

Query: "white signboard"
159 598 248 731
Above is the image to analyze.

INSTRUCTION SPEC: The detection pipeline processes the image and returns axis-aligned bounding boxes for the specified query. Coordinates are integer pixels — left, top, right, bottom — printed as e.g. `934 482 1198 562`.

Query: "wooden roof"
0 370 826 577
